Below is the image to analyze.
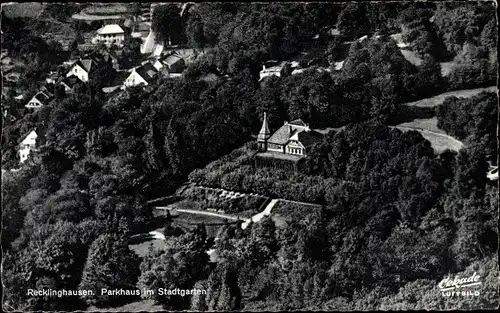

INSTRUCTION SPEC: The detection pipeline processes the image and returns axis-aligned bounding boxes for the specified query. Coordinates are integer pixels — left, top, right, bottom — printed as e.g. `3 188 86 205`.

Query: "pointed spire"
258 112 270 141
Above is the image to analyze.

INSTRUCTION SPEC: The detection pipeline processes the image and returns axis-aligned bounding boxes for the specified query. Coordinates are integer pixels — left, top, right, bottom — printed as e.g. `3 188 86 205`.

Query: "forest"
1 2 498 311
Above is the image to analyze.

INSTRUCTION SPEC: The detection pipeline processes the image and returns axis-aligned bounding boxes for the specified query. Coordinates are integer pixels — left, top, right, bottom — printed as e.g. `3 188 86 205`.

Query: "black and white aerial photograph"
1 1 498 311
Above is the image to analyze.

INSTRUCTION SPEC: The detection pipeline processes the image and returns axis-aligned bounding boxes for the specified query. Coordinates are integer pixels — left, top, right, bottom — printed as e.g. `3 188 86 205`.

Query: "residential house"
93 24 128 47
19 130 37 164
153 53 186 73
257 113 323 157
41 83 55 96
58 75 80 94
102 49 121 70
259 61 291 81
45 71 60 84
25 91 54 109
123 62 158 88
66 58 98 82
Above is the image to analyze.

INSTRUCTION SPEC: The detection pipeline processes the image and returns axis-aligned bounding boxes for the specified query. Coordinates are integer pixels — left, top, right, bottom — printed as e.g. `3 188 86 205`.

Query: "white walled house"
25 91 53 109
19 130 38 164
66 59 93 82
153 53 186 73
124 62 158 88
93 24 128 47
65 53 108 83
259 61 291 81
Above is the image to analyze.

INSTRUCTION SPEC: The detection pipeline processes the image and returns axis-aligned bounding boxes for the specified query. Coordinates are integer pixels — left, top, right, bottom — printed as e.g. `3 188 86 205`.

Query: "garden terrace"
179 185 270 217
255 151 302 171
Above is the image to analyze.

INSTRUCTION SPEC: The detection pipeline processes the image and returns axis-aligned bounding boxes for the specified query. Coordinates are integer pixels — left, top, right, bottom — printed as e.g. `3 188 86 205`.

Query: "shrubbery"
182 186 268 215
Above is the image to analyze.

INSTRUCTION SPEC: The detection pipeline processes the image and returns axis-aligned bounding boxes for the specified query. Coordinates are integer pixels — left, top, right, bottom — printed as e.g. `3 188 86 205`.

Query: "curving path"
155 198 282 230
155 207 242 221
241 199 278 230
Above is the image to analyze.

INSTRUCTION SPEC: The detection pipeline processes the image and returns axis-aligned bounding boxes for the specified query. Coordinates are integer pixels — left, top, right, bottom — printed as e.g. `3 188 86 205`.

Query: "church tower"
257 112 271 151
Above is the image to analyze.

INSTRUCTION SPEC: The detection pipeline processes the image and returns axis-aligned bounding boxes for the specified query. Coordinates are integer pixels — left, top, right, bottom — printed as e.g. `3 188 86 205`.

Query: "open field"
396 117 445 134
403 86 497 108
128 227 167 257
393 125 463 153
393 34 455 76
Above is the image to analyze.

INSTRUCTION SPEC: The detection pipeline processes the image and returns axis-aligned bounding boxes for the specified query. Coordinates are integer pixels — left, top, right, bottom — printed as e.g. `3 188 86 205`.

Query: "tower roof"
258 112 270 141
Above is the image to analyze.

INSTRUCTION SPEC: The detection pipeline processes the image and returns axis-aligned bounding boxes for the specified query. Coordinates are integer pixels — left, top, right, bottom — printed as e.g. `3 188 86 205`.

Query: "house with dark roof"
45 71 60 84
123 62 158 87
65 52 112 82
257 113 323 158
66 58 98 82
58 75 81 94
101 49 122 70
25 91 54 109
153 53 186 73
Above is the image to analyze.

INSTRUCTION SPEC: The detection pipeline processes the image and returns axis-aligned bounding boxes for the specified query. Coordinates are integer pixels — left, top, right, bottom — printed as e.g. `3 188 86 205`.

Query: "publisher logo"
438 272 482 297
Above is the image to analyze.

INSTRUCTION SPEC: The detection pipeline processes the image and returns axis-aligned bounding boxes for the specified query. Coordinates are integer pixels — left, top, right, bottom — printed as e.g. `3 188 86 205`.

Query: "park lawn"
128 238 166 258
396 117 445 134
403 86 497 108
394 125 463 154
417 130 463 154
